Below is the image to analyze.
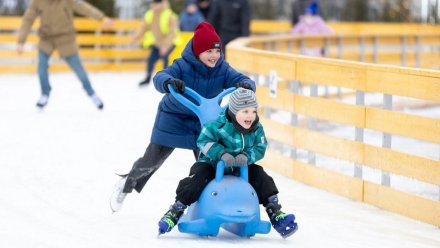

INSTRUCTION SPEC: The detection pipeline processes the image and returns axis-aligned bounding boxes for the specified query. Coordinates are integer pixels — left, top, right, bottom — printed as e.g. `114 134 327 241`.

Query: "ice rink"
1 72 439 248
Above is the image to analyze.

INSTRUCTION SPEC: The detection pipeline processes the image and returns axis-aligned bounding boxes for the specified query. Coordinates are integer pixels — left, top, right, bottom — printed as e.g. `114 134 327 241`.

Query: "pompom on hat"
192 22 221 56
305 1 318 15
228 88 258 115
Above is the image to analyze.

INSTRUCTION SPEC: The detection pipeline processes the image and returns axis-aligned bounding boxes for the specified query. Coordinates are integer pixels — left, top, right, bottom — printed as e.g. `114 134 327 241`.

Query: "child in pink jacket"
290 1 334 56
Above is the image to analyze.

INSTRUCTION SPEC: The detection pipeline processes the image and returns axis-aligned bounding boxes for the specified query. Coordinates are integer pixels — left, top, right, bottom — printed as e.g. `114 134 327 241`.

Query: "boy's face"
151 1 163 11
187 4 197 13
235 107 257 129
198 48 221 68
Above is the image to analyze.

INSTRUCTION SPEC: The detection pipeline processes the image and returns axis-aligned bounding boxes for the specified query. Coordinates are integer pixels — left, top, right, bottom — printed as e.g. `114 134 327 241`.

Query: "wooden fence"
227 37 440 227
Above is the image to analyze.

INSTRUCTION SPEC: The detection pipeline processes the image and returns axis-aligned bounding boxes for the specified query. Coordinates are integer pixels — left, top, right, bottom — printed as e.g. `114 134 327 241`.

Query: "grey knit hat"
228 88 258 115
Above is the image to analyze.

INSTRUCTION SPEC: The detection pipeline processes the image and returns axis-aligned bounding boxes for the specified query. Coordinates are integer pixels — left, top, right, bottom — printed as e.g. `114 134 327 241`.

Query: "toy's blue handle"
168 85 236 126
215 161 249 182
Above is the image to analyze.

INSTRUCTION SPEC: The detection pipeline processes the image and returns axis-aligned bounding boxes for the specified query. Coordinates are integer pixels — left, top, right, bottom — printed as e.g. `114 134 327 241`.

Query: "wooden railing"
248 33 440 70
227 37 440 227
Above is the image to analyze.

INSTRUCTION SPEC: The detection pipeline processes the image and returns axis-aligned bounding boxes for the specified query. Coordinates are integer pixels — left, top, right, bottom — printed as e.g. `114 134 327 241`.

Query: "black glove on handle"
235 82 252 90
164 78 185 93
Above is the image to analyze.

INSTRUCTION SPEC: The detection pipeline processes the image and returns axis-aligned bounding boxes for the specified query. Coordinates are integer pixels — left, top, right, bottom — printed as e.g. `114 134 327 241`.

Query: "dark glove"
221 153 235 167
235 82 252 90
234 153 248 166
164 78 185 93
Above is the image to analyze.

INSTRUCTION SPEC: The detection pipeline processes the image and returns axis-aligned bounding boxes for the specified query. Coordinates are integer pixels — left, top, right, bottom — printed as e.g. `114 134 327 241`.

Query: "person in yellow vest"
131 0 181 86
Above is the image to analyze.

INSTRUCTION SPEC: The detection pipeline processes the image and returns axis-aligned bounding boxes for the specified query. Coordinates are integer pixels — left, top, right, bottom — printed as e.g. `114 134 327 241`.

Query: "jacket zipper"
240 133 245 153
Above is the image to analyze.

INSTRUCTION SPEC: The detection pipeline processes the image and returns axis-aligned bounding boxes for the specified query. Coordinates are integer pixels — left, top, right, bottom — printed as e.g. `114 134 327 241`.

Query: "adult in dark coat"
197 0 211 19
207 0 250 48
110 22 255 212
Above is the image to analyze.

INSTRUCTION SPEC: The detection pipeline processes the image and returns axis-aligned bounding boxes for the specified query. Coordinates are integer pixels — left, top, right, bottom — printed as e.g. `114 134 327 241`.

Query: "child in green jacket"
158 88 298 238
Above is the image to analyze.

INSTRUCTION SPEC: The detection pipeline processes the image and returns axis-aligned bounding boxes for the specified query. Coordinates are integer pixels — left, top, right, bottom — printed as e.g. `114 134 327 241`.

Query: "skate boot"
36 95 49 108
109 175 128 213
138 75 151 86
158 201 186 235
90 94 104 110
265 195 298 238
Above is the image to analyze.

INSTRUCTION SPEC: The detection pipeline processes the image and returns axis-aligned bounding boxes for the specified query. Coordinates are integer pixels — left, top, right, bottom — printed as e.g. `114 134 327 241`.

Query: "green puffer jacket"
197 112 267 166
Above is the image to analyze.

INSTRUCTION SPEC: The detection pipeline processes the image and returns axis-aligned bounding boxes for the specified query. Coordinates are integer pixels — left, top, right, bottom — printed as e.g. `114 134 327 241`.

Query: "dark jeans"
175 162 279 206
123 143 198 193
146 45 175 77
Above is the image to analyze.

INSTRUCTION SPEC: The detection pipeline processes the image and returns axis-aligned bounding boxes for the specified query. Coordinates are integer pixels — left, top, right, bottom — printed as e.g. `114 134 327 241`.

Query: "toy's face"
199 48 221 68
199 177 259 221
235 107 257 129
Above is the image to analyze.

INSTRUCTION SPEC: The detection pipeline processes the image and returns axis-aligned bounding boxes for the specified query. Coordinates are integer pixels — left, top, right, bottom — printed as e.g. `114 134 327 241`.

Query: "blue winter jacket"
151 39 255 150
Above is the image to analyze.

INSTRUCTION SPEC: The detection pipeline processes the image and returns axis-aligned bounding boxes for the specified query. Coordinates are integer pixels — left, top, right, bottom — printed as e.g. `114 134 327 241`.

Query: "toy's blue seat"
168 86 271 237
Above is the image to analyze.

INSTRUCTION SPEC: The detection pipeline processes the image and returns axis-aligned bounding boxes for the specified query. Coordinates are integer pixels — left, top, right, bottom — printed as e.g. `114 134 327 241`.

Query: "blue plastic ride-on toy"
167 86 271 237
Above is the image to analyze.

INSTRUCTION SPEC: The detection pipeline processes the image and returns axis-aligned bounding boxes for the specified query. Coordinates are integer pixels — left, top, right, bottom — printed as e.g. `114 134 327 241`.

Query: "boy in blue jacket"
110 22 254 212
158 88 298 238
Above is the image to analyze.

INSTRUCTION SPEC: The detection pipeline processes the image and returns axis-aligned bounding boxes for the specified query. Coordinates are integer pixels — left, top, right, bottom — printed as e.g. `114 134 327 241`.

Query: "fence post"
308 83 318 165
287 40 293 53
300 39 305 55
415 35 421 68
337 36 343 59
289 80 299 159
354 90 365 179
373 36 378 63
359 36 365 62
401 35 407 67
381 94 393 186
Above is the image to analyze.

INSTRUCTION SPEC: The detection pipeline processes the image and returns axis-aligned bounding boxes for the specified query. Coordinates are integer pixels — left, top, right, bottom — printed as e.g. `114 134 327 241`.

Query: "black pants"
175 162 279 206
123 143 198 193
146 45 175 76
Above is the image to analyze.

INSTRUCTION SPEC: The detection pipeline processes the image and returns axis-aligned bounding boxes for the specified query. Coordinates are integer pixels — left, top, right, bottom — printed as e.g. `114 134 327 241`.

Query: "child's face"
151 2 164 11
198 48 221 68
235 107 257 129
187 4 197 13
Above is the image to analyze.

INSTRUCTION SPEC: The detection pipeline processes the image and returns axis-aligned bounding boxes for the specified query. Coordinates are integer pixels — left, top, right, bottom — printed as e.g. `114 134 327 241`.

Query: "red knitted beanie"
192 22 221 56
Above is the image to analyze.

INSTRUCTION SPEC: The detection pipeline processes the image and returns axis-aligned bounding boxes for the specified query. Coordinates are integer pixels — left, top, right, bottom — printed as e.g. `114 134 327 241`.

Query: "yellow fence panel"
261 117 365 164
364 145 440 186
365 107 440 143
366 67 440 101
295 58 367 90
364 182 440 226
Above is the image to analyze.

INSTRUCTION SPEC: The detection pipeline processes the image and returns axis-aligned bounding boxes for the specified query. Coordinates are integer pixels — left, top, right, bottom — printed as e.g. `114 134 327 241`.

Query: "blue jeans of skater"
146 45 175 76
38 50 95 96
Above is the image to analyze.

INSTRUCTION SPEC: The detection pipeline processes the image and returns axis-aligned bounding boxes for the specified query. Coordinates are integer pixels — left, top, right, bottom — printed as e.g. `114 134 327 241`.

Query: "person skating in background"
290 1 334 56
158 88 298 238
179 0 204 32
197 0 211 19
16 0 113 110
208 0 250 53
131 0 181 86
110 22 255 213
